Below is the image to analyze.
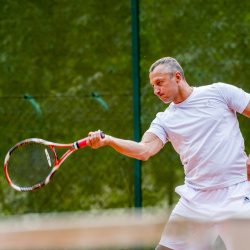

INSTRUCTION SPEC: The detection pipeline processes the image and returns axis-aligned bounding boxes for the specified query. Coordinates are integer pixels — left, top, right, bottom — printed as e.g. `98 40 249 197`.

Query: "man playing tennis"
87 57 250 250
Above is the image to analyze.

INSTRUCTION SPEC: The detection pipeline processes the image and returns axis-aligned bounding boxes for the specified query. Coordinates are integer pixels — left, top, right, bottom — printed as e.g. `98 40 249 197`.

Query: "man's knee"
155 244 173 250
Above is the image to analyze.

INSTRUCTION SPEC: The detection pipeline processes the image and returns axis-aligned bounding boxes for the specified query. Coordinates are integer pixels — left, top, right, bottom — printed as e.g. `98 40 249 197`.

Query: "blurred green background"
0 0 249 216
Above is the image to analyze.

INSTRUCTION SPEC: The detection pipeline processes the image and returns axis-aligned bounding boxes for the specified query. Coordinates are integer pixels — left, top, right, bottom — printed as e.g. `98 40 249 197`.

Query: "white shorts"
159 181 250 250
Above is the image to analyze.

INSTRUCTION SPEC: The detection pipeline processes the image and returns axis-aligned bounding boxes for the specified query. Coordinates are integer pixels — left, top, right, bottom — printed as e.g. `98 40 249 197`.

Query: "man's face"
149 64 178 104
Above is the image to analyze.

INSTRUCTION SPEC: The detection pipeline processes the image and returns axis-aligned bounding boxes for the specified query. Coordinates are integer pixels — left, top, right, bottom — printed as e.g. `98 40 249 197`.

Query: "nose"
154 86 160 95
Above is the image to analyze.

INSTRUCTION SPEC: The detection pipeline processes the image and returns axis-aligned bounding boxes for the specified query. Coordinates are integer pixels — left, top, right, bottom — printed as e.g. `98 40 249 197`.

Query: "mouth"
157 93 169 103
157 93 164 99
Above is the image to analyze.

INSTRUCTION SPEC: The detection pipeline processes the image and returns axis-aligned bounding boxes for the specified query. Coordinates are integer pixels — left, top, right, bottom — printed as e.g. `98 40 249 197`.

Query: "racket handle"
75 138 88 148
75 131 105 149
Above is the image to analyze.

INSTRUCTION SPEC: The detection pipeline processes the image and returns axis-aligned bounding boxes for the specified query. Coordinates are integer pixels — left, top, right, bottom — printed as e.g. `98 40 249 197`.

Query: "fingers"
247 154 250 181
87 130 105 149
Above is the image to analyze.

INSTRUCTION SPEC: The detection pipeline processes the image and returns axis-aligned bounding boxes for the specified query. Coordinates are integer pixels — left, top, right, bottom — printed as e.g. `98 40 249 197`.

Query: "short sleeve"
216 83 250 113
146 113 168 145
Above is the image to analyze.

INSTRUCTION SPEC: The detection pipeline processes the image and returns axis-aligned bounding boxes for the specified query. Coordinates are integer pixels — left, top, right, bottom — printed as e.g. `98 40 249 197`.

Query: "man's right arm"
87 130 164 161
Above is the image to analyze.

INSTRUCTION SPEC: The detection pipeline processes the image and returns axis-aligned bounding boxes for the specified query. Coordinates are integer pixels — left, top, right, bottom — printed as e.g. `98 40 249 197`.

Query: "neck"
173 83 193 104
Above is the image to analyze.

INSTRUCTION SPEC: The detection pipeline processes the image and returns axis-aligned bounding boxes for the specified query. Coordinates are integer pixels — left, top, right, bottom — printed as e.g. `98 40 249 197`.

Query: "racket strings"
7 143 55 188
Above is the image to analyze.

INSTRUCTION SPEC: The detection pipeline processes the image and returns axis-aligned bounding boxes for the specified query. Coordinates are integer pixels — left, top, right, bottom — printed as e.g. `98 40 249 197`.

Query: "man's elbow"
136 153 151 161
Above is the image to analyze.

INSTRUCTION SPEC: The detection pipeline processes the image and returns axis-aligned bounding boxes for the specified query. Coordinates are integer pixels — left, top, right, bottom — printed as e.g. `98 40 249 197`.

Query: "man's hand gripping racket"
4 131 105 191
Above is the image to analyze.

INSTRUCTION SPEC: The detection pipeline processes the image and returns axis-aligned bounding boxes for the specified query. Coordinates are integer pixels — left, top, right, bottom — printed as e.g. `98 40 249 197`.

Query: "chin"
162 98 171 104
157 95 171 104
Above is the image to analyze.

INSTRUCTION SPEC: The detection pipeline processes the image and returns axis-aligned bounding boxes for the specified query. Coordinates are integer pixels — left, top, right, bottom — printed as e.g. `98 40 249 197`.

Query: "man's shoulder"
193 83 227 96
194 82 226 90
195 82 244 98
155 103 175 117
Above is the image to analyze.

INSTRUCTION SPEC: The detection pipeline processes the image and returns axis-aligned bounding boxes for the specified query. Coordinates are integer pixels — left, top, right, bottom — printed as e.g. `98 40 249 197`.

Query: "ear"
174 72 182 83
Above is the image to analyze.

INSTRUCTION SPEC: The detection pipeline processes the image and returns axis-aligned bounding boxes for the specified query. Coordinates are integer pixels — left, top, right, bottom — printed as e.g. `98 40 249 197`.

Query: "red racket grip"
75 131 105 149
75 138 88 148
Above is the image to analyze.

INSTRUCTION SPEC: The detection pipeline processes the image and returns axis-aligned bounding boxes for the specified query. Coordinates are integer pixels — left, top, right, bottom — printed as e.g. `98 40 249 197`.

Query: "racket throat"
73 142 80 149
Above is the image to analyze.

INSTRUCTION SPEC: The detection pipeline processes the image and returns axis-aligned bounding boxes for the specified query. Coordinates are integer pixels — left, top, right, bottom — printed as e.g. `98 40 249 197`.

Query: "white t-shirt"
146 83 250 190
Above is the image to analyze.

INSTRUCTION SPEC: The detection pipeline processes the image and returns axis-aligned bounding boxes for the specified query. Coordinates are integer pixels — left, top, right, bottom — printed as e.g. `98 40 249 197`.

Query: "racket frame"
4 138 87 192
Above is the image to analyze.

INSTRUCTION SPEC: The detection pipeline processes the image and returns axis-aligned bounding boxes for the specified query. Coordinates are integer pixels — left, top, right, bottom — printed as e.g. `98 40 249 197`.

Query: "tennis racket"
4 131 105 192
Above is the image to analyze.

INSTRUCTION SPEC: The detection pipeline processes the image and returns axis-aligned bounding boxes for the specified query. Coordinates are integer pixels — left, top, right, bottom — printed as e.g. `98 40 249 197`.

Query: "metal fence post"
131 0 141 208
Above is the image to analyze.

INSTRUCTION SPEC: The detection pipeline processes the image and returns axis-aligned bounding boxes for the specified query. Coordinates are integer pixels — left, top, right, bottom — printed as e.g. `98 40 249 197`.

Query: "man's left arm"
242 100 250 180
242 100 250 118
